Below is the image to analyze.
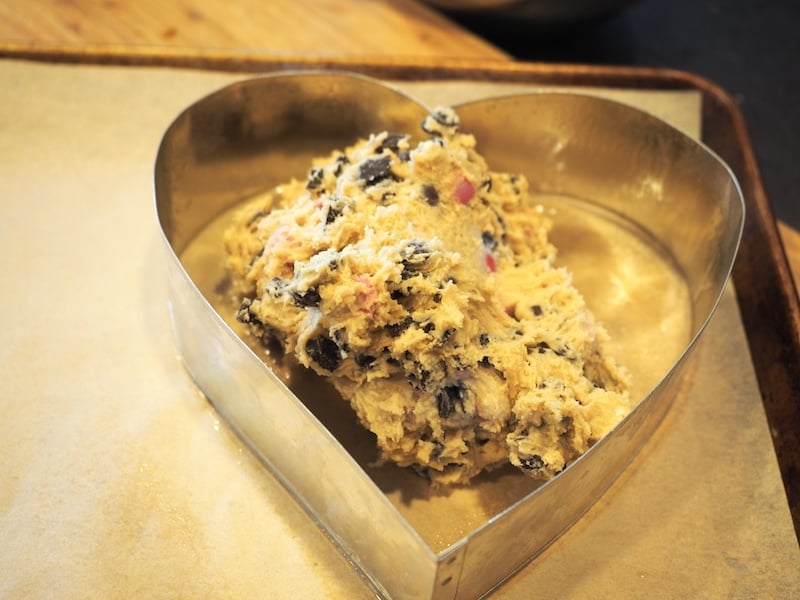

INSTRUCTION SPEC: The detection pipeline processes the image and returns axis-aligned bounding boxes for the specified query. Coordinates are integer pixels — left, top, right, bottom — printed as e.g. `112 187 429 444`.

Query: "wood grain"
0 0 508 60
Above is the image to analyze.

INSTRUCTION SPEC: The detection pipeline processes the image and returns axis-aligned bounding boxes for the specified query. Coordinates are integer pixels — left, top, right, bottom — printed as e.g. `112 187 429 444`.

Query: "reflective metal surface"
154 72 743 599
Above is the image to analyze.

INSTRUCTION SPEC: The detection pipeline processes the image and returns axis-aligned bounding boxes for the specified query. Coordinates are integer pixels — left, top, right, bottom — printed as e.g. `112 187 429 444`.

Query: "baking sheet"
1 59 797 598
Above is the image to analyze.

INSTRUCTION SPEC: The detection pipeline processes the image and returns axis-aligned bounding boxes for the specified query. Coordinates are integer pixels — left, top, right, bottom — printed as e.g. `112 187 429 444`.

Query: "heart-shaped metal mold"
154 71 743 600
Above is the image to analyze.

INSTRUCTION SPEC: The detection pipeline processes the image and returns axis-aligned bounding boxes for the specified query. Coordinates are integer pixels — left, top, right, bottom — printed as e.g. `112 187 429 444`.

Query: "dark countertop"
446 0 800 230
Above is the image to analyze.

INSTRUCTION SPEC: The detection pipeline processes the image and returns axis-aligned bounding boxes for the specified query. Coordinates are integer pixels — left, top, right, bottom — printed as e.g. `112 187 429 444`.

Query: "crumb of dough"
224 106 631 485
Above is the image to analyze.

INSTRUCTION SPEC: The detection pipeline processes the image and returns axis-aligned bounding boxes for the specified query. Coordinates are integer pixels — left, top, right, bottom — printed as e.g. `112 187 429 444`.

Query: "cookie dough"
224 107 631 484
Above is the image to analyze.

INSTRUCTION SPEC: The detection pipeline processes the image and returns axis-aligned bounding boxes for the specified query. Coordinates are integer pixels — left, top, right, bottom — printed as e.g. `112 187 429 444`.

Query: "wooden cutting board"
0 0 508 59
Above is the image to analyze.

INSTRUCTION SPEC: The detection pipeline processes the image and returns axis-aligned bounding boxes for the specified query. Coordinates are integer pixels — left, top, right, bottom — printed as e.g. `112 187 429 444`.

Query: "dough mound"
224 107 631 484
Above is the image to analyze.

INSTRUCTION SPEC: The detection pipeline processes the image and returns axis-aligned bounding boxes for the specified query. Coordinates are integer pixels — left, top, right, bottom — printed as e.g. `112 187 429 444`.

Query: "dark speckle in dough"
235 298 260 326
422 184 439 206
264 277 288 299
306 167 324 190
355 354 377 368
481 231 498 250
386 316 413 337
441 328 456 344
400 239 434 279
290 287 321 308
359 156 392 186
436 382 467 418
519 454 545 472
306 335 342 372
333 154 349 176
325 206 342 224
377 133 408 155
422 108 460 135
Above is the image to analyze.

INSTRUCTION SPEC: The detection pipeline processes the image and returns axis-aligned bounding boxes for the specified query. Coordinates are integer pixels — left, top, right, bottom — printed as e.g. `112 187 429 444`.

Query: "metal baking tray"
154 71 743 599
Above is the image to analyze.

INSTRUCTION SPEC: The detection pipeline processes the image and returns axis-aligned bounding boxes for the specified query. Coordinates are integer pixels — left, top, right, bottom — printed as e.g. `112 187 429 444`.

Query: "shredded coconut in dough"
224 107 631 484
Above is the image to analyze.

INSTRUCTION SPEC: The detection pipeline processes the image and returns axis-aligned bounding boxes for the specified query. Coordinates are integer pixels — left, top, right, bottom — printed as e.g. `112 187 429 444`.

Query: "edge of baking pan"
7 47 794 535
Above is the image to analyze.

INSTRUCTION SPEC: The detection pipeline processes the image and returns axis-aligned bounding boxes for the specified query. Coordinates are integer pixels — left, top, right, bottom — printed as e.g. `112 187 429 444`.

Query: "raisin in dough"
224 107 631 484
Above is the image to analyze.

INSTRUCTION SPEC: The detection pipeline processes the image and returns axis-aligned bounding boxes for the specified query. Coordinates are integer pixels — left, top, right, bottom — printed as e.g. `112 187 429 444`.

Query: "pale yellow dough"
224 107 631 484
